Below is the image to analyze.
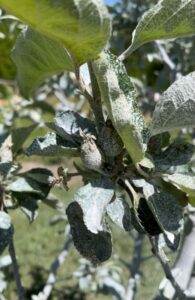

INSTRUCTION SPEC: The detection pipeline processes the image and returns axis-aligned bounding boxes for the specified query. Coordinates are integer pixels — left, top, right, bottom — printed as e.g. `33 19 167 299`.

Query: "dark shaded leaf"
66 201 112 264
159 179 188 207
12 123 37 153
13 192 39 222
148 132 170 154
47 111 97 145
25 132 79 157
8 169 52 199
20 168 54 185
153 140 195 173
0 162 18 178
137 198 162 236
142 182 183 242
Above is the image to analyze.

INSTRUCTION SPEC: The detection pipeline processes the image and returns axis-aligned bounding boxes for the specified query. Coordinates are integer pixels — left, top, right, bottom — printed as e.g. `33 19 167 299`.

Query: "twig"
135 163 150 179
124 233 145 300
8 236 25 300
155 41 176 71
88 62 105 132
0 79 16 86
32 237 72 300
74 62 94 104
148 236 186 300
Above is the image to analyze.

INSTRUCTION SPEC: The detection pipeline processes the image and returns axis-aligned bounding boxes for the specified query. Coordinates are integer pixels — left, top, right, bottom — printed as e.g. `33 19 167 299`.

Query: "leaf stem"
118 44 136 61
8 235 25 300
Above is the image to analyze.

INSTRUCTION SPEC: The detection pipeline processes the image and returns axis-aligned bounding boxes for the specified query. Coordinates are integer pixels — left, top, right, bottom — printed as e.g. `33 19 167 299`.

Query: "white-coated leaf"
66 201 112 263
0 0 111 64
106 196 132 231
127 0 195 55
12 27 74 97
73 178 114 234
92 51 148 163
0 212 11 230
151 72 195 136
0 212 13 255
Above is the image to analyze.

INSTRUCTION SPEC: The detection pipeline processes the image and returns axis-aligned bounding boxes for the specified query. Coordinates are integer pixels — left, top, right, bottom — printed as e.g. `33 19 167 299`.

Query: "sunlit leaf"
126 0 195 55
11 27 74 97
92 51 148 163
0 0 111 64
151 72 195 136
25 132 79 157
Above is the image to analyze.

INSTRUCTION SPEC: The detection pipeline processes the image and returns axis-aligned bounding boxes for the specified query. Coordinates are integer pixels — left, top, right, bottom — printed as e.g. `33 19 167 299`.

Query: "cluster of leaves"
0 0 195 274
0 99 67 256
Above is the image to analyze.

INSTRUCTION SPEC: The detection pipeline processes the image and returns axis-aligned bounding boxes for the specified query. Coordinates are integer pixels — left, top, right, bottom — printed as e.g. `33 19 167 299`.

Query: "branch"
154 213 195 299
88 62 105 132
74 62 94 104
124 233 145 300
32 237 72 300
8 236 25 300
148 236 186 300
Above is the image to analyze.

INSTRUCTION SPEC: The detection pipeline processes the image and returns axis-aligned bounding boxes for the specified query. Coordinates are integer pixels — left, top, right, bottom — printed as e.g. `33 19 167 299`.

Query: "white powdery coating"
151 72 195 136
0 212 11 230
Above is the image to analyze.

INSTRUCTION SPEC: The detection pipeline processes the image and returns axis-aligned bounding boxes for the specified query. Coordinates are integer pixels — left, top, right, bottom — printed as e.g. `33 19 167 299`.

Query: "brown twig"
148 236 186 300
8 236 25 300
32 237 72 300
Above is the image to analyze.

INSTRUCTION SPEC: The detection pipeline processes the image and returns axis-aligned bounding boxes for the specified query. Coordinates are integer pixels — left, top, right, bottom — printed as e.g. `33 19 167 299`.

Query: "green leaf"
25 132 79 157
12 123 37 153
92 51 148 163
11 27 74 97
151 72 195 136
106 196 132 231
127 0 195 55
165 173 195 197
0 0 111 64
47 110 97 145
189 196 195 207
